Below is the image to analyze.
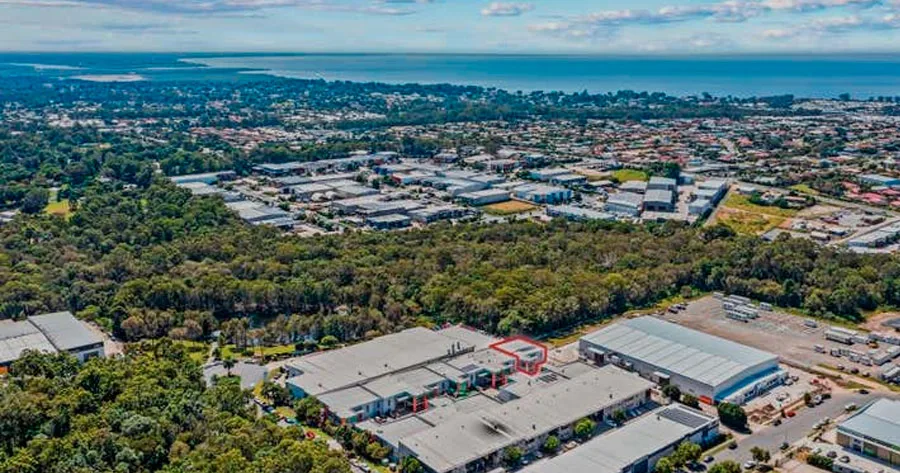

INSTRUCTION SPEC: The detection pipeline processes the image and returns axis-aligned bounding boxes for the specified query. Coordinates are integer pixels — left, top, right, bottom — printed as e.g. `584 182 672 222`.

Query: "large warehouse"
837 398 900 466
0 311 105 370
580 316 785 404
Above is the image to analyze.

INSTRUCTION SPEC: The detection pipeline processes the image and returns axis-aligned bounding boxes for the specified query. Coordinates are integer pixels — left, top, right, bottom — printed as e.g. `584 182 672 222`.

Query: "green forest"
0 342 350 473
1 179 897 347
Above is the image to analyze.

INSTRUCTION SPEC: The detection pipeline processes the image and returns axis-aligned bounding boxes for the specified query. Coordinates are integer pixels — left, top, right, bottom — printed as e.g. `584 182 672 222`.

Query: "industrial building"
512 184 573 204
457 189 511 206
284 326 496 401
619 181 648 194
643 189 675 212
605 192 644 216
397 366 653 473
580 317 785 404
519 405 719 473
546 205 615 222
409 205 470 223
169 170 236 185
367 214 411 230
648 176 677 192
225 201 295 228
0 311 104 369
837 398 900 465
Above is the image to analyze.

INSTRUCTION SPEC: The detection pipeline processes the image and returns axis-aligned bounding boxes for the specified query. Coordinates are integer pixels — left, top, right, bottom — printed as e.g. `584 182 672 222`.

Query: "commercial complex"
283 325 660 473
837 398 900 466
579 316 785 404
396 366 653 473
0 311 104 369
519 404 719 473
285 326 495 401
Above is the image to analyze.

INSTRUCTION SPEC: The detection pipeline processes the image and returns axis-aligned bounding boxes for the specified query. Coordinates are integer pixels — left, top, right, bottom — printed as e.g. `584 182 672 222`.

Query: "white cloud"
0 0 425 15
529 0 891 43
481 2 534 17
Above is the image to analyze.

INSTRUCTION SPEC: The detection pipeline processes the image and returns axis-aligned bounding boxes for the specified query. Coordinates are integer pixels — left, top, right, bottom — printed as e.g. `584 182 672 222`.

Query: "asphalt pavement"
715 391 871 465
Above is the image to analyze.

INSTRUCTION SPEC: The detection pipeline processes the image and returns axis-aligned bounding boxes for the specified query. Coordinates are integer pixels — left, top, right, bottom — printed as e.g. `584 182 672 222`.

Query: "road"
715 391 871 465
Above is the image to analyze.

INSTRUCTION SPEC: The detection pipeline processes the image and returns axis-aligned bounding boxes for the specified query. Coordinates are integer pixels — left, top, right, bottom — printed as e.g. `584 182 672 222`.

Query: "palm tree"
223 357 236 377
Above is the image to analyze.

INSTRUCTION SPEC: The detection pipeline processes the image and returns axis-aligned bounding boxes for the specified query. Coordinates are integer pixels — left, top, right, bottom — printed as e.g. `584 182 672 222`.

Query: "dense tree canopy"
1 179 899 344
0 341 349 473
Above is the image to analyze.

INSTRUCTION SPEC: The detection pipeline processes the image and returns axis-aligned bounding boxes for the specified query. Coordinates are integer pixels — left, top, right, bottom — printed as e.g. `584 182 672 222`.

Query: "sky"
0 0 899 53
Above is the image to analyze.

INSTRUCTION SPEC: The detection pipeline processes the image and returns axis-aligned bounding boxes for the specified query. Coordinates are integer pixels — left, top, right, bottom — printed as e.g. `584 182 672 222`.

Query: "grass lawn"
789 184 820 196
723 193 799 218
173 340 210 364
612 169 649 182
275 406 297 418
716 209 786 235
45 199 73 219
483 200 538 215
222 343 296 360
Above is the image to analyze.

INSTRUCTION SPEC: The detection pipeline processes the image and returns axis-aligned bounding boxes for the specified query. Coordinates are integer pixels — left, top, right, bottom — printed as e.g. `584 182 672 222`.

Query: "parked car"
839 456 850 463
743 460 757 470
704 456 715 463
827 451 838 459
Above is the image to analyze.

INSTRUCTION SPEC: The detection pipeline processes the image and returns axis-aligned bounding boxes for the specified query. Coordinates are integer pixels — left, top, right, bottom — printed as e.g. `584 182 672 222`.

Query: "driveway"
715 390 872 465
203 360 267 390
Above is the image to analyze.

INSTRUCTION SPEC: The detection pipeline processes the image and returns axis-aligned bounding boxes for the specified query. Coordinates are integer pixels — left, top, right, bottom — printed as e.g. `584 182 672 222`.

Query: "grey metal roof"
359 416 434 449
649 176 677 187
27 311 102 352
519 405 716 473
318 386 381 419
285 327 478 397
400 366 653 473
838 398 900 450
581 316 777 389
645 189 674 204
0 320 56 364
607 192 644 207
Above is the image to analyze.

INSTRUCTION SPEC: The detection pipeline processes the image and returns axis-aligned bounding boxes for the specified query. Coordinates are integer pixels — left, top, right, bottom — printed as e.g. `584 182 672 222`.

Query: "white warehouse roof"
581 316 778 390
839 398 900 449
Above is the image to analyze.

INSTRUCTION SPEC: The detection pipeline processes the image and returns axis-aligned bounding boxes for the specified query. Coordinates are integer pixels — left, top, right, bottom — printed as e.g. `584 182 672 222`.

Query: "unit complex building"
520 404 719 473
0 311 105 369
579 316 785 405
283 325 688 473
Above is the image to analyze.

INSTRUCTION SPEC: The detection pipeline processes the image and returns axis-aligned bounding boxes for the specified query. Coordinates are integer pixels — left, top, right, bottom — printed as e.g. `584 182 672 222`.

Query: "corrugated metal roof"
0 312 101 364
400 366 653 473
582 316 777 389
839 398 900 450
27 312 102 352
0 319 57 365
519 405 716 473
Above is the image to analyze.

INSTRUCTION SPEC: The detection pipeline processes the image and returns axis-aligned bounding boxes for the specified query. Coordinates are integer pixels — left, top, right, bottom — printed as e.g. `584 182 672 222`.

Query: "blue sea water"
2 52 900 99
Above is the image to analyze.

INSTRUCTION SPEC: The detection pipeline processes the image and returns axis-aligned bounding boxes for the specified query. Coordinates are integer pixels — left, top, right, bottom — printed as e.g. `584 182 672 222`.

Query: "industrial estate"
4 58 900 473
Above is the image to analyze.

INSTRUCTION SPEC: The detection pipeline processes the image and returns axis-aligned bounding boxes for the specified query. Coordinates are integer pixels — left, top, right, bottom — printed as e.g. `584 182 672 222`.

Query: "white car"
743 460 757 470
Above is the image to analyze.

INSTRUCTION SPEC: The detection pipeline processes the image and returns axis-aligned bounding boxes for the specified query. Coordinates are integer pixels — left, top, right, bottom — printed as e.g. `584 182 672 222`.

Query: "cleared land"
482 200 538 215
45 199 73 219
723 193 800 217
612 169 649 182
715 207 786 235
789 184 821 196
712 193 801 235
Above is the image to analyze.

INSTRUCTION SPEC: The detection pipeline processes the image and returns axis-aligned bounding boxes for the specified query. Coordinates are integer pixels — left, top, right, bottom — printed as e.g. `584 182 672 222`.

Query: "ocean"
2 52 900 99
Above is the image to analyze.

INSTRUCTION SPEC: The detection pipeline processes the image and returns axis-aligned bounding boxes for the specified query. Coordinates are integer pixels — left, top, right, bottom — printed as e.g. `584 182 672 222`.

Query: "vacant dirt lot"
483 200 538 215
